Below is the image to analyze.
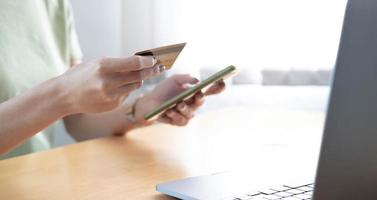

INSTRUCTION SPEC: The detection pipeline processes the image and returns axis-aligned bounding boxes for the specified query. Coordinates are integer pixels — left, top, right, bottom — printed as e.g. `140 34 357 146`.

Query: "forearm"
63 110 134 141
63 99 144 141
0 77 71 155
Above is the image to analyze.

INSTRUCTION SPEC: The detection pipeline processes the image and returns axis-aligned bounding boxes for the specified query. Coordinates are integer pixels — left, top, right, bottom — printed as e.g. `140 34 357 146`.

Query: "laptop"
156 0 377 199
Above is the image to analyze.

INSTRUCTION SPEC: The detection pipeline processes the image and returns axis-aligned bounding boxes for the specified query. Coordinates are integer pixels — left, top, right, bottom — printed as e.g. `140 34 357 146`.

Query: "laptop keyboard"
223 183 314 200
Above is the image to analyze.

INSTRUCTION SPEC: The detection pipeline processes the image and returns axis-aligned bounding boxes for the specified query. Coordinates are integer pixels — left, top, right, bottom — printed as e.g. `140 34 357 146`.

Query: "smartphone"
144 65 238 121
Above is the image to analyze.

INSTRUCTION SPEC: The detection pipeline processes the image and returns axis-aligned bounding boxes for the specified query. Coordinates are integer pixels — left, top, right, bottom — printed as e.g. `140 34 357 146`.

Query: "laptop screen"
314 0 377 199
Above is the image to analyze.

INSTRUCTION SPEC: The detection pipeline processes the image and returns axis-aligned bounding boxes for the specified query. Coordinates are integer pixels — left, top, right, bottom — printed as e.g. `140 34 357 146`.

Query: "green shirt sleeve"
44 0 83 66
0 0 83 159
65 1 83 61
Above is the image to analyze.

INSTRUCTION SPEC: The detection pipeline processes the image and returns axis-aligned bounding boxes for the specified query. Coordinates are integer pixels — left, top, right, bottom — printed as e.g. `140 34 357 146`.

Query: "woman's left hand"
134 74 225 126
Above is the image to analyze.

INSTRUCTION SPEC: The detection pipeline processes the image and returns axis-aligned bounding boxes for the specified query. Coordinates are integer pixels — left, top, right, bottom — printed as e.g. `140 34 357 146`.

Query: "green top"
0 0 82 159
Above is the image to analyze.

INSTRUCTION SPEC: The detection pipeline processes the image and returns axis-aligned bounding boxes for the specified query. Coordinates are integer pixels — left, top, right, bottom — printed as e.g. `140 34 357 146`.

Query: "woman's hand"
60 56 164 114
134 74 225 126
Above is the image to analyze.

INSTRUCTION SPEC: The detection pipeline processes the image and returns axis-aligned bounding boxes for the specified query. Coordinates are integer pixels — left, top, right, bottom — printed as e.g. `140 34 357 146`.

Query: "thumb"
173 74 199 86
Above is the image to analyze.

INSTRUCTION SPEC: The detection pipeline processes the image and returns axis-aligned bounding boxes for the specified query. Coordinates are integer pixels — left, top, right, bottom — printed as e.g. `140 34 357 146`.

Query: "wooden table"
0 107 325 200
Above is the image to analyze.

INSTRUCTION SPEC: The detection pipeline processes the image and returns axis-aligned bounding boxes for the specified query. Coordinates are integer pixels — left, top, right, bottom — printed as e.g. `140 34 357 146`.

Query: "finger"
100 56 156 73
184 91 203 105
105 64 165 87
204 80 225 96
172 74 199 86
157 114 173 125
165 110 188 126
176 102 194 119
109 81 143 98
131 64 165 82
119 64 164 85
189 92 205 110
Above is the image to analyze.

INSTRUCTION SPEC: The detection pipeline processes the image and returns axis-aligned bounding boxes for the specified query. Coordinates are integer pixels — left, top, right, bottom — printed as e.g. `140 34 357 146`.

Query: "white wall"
69 0 158 57
68 0 347 69
121 0 155 56
147 0 347 71
69 0 197 74
69 0 123 60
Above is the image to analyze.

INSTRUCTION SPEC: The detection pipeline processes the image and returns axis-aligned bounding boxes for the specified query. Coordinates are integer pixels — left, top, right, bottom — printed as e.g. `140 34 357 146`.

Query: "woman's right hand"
59 56 163 114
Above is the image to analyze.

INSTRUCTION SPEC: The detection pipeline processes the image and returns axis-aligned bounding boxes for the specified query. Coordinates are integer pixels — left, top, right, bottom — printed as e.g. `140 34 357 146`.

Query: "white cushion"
232 68 262 85
262 69 332 85
287 70 315 85
262 70 289 85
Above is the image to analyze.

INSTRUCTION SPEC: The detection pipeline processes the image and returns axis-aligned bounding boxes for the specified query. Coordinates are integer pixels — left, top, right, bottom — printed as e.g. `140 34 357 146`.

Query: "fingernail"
135 80 143 89
152 57 157 66
179 103 185 110
166 110 173 116
154 65 160 73
198 93 204 98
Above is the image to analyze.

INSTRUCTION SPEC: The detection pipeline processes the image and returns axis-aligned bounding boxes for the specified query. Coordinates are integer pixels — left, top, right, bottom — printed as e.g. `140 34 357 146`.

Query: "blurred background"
55 0 347 146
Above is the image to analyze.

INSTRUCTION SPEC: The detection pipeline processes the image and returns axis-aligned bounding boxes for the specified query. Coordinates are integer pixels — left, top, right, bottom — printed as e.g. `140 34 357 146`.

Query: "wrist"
132 96 149 126
49 75 76 117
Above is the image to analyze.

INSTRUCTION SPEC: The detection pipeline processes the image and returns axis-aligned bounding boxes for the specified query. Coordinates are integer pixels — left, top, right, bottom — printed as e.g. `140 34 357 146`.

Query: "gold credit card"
135 43 186 69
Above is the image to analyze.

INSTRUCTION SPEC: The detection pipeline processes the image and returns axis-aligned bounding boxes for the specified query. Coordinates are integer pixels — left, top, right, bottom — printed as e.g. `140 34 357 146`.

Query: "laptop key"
286 188 305 195
238 195 265 200
274 191 293 197
294 193 312 199
234 195 254 200
270 185 290 192
235 183 313 200
282 197 303 200
246 191 263 196
262 195 284 200
297 186 312 192
258 189 277 195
